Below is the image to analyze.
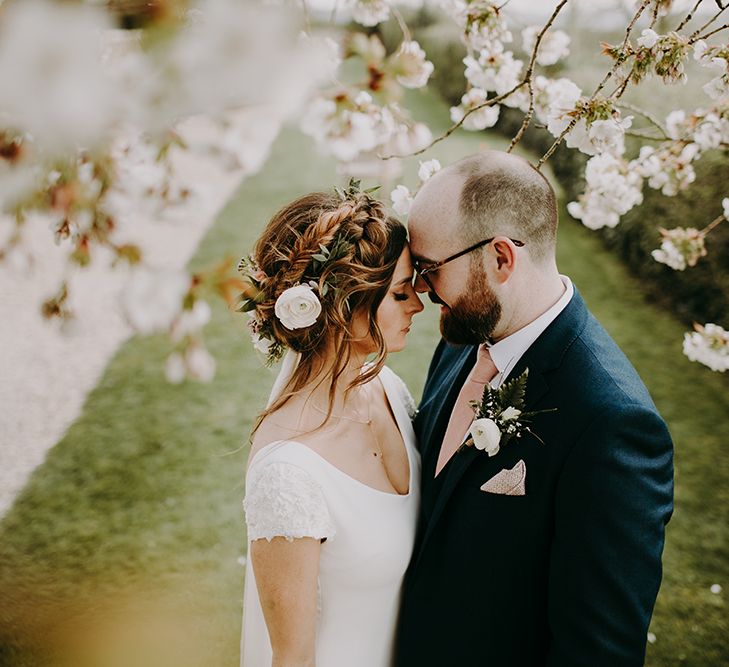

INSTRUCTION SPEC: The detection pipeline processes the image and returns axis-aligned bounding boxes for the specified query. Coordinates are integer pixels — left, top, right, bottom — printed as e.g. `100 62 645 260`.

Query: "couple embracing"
239 151 674 667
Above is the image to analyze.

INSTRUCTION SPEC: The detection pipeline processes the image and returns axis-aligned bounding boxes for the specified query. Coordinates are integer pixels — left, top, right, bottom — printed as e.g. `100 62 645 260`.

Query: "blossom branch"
696 22 729 40
675 0 705 32
616 101 669 138
507 0 570 153
537 0 652 168
380 83 525 158
690 3 728 40
390 5 412 43
381 0 570 160
701 213 726 235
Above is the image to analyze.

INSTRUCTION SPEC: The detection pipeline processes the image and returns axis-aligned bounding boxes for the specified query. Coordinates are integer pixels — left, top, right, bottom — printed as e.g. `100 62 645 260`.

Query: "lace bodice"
244 460 336 542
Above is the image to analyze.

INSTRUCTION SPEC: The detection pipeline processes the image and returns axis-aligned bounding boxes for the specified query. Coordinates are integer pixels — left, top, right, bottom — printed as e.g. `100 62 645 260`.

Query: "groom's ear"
490 237 518 281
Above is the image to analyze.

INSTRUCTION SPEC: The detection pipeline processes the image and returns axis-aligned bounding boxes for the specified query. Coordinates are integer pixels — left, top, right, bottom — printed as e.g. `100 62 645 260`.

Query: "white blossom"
165 353 187 384
651 227 706 271
683 323 729 372
0 0 117 152
391 185 413 217
275 284 322 330
567 153 643 230
450 88 501 130
352 0 390 27
386 122 432 155
122 268 190 335
171 300 212 342
723 197 729 220
464 43 523 96
710 584 723 594
633 143 699 197
521 26 570 66
418 159 442 182
185 343 216 383
532 76 582 124
451 0 512 52
393 41 434 89
500 406 521 421
637 29 660 49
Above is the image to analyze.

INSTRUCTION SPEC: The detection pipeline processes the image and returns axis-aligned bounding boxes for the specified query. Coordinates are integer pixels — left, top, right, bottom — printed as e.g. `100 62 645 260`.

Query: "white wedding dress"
240 359 420 667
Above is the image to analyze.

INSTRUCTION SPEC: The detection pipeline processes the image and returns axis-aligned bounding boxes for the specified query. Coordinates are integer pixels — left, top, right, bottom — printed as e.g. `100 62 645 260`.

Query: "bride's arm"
250 536 322 667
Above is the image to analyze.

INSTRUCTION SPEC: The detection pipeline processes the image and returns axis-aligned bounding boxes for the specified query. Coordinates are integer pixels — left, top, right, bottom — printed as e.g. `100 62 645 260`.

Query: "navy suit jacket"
394 288 674 666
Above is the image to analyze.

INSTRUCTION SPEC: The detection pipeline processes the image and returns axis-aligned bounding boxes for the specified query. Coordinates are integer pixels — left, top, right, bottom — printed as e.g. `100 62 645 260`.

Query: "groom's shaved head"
415 150 558 264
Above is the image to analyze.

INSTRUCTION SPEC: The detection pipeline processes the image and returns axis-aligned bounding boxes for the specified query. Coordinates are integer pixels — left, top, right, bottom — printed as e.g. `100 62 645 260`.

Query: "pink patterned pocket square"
480 459 526 496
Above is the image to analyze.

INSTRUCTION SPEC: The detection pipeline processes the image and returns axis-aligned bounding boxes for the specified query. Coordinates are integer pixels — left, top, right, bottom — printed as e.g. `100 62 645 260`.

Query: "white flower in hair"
275 284 322 330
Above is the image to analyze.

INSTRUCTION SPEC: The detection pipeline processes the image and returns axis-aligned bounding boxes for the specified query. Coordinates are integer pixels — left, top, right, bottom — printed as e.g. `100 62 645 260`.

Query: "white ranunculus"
390 184 413 217
500 406 522 421
469 418 502 457
418 159 441 182
275 284 322 330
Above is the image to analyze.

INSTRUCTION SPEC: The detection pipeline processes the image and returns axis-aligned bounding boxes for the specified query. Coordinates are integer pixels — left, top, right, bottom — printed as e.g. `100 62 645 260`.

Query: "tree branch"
696 22 729 40
690 3 729 40
676 0 704 32
616 101 669 138
702 213 726 235
537 0 652 169
507 0 570 153
390 5 412 43
379 0 570 160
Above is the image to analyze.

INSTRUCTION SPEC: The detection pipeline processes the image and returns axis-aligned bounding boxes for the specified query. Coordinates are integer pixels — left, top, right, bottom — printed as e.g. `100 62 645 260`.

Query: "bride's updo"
245 187 407 426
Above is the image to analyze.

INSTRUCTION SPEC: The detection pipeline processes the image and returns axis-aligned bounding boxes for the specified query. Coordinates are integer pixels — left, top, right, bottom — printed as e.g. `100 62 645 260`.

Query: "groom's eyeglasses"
413 237 525 291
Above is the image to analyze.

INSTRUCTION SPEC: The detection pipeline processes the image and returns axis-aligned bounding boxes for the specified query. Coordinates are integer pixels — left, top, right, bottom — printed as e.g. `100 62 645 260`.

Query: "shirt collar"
487 276 574 378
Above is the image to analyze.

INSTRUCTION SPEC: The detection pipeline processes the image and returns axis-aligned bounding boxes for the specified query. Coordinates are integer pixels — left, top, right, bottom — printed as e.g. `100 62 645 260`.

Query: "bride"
239 186 424 667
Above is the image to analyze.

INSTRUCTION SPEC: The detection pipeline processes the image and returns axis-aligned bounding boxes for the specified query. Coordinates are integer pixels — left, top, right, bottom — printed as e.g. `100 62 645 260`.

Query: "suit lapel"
413 289 589 569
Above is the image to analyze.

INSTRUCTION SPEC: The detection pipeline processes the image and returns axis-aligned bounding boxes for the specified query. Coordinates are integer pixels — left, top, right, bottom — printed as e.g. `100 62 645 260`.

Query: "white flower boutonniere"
459 368 556 458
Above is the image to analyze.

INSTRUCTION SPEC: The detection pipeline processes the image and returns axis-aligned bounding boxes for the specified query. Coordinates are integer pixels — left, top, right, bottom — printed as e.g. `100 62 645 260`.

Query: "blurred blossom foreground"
0 0 331 516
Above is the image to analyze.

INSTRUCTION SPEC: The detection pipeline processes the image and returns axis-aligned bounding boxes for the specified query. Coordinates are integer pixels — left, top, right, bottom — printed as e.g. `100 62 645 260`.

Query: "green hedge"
411 20 728 328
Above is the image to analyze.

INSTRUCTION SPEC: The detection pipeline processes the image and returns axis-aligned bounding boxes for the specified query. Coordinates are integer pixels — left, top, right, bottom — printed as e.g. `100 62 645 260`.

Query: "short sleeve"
244 460 336 542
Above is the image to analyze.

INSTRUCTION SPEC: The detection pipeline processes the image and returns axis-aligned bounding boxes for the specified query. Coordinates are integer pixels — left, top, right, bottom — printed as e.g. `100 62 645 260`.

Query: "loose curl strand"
249 190 408 437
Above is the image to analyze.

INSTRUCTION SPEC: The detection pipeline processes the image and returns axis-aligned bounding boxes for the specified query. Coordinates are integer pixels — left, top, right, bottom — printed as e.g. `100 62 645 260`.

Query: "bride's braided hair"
251 188 407 431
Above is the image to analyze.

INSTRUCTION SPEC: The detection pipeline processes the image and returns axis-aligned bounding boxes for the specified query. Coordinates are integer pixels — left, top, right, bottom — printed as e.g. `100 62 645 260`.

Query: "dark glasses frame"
413 236 525 290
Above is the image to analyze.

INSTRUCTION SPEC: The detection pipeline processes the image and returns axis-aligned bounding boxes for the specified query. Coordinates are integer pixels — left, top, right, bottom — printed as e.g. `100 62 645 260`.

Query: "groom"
394 151 674 666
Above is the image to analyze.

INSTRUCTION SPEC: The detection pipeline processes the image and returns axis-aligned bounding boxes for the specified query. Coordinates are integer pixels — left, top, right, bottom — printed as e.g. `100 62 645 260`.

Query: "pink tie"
435 345 498 477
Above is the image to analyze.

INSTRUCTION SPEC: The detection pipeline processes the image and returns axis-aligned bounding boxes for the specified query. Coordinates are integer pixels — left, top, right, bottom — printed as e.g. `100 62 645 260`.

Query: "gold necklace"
310 386 385 460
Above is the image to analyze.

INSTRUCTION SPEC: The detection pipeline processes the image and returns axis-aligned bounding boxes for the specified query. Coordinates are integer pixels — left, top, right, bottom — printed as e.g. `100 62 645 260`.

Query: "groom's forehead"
409 173 462 251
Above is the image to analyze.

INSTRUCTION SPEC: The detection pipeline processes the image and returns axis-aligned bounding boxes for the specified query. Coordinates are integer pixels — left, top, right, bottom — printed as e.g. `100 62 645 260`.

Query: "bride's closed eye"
393 293 409 302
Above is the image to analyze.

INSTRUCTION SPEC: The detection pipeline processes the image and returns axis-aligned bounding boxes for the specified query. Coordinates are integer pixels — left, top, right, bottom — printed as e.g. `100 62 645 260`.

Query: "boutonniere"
458 368 556 458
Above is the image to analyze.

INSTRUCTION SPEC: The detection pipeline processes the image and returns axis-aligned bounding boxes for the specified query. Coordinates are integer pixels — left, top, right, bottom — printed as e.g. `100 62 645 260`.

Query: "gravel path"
0 119 265 517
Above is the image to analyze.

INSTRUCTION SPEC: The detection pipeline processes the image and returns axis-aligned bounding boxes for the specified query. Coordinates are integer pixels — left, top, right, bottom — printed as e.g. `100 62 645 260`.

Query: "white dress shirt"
487 275 574 388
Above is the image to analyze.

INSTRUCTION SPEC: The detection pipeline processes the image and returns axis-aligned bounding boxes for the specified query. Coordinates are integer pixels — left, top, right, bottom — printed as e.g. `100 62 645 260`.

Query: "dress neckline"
248 367 415 498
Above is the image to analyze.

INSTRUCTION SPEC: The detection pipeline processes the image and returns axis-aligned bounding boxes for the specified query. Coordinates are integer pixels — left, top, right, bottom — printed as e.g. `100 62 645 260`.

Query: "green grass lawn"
1 89 727 667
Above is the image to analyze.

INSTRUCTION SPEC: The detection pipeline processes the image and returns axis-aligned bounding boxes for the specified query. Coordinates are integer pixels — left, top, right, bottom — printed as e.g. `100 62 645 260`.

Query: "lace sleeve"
244 460 336 542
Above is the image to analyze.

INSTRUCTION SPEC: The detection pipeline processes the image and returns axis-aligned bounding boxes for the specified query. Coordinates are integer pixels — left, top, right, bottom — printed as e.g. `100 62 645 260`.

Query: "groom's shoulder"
561 309 657 415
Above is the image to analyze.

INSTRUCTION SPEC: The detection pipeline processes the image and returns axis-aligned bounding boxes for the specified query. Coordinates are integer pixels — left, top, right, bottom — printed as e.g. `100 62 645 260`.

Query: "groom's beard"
440 269 501 345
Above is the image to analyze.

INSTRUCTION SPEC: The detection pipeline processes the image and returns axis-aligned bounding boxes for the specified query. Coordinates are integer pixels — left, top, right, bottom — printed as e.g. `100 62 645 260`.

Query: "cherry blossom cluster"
683 323 729 372
651 226 707 270
389 158 442 217
0 0 331 383
300 32 433 163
